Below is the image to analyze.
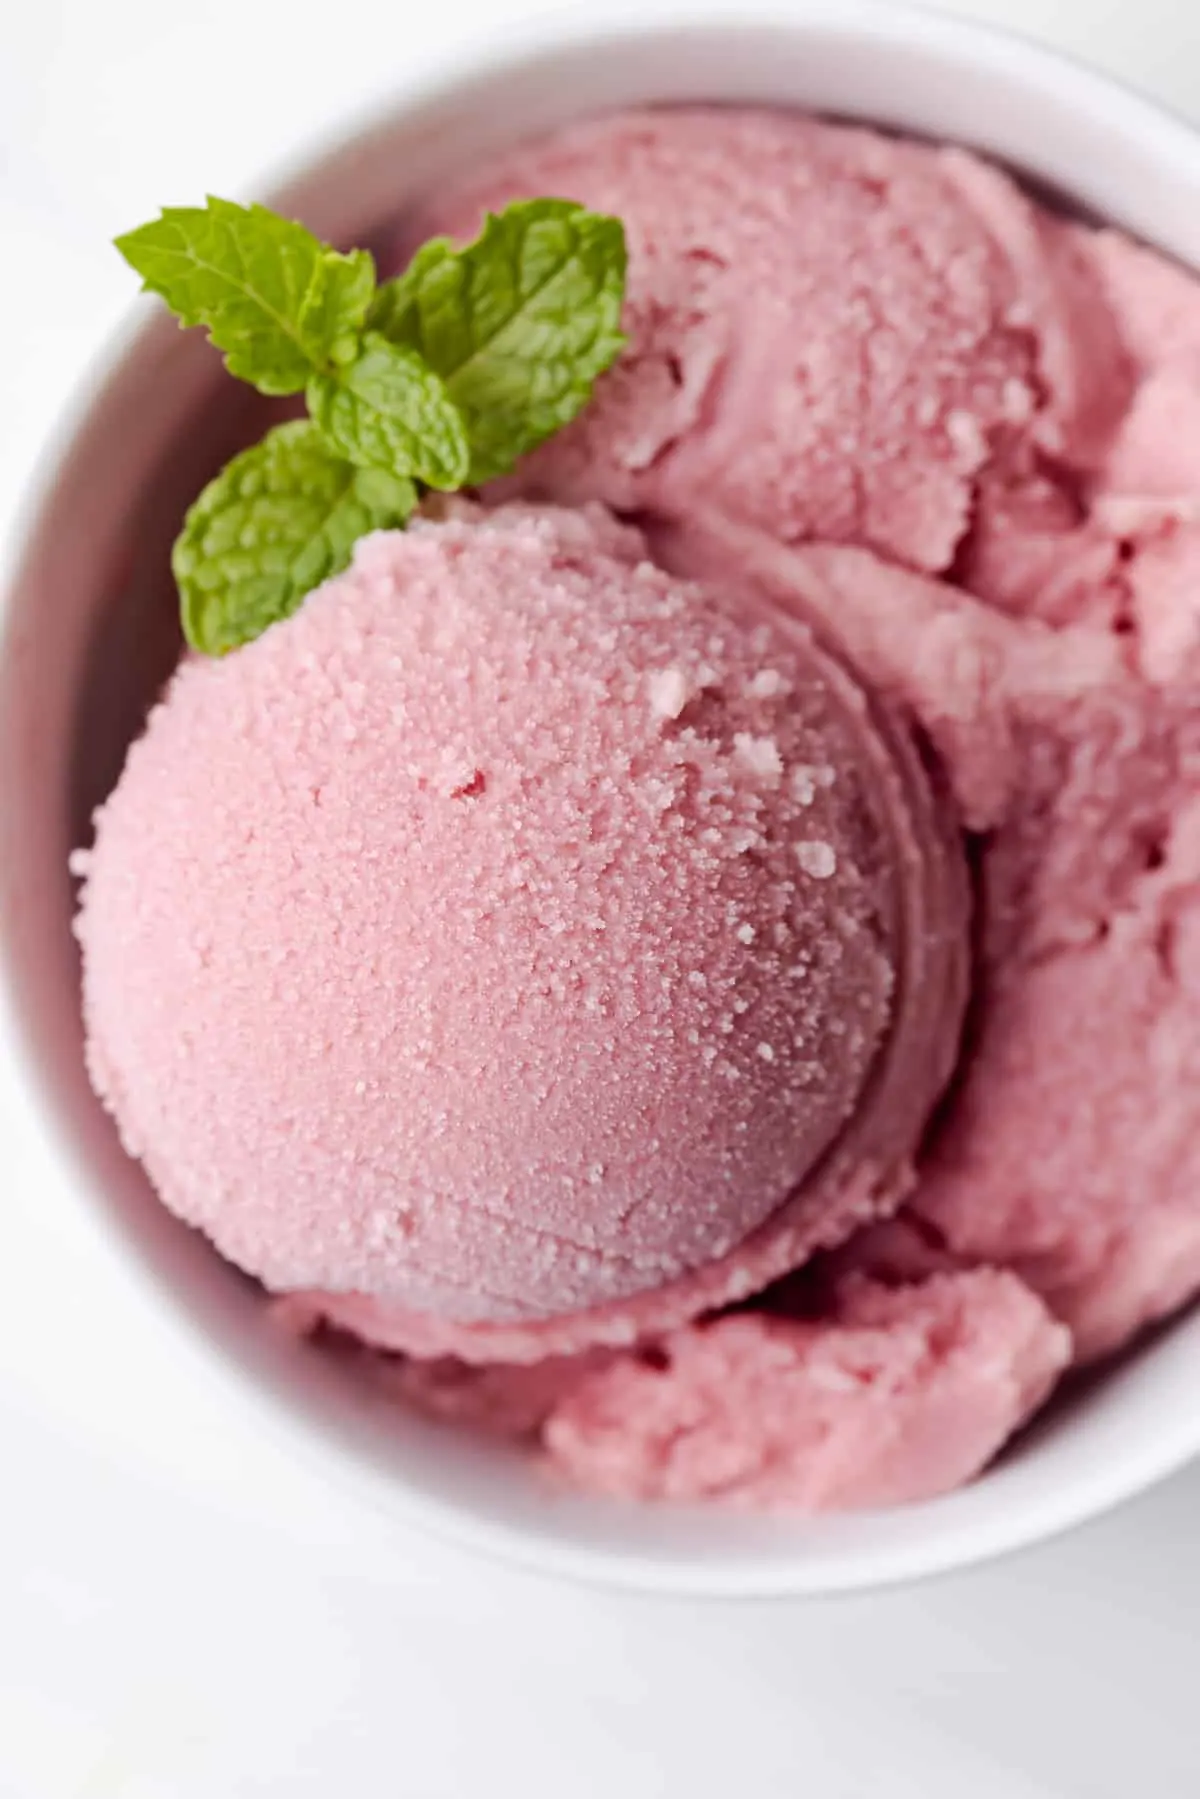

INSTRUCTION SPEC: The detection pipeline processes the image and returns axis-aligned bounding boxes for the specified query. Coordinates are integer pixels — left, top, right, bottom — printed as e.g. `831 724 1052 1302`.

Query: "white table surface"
3 2 1200 1793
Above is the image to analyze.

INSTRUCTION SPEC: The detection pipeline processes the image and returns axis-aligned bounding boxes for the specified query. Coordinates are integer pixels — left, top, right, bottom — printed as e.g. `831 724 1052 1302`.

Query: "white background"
3 2 1200 1794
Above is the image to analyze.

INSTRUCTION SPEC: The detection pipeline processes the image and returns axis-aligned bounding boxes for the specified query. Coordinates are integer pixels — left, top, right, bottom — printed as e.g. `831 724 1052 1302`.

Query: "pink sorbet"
411 107 1128 573
75 103 1200 1514
75 504 967 1350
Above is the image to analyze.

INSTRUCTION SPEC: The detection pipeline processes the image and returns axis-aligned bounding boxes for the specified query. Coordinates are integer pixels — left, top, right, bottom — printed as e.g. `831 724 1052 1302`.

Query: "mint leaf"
307 333 470 490
116 194 630 654
368 237 456 337
369 200 627 483
172 421 416 654
115 198 374 395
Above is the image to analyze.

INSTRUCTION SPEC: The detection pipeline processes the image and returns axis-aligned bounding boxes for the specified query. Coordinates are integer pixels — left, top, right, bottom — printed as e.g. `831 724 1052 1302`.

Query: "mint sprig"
116 194 627 655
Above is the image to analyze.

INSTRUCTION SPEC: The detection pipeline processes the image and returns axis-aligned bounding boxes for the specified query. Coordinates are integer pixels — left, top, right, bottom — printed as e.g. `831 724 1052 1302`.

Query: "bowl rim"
5 0 1200 1597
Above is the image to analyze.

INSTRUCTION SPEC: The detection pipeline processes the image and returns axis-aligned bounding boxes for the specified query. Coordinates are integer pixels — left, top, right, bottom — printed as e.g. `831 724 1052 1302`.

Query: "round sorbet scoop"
76 505 969 1359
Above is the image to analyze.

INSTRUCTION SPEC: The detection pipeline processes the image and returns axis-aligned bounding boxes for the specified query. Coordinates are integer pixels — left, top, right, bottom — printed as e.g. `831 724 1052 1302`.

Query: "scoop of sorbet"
411 109 1127 574
75 505 967 1348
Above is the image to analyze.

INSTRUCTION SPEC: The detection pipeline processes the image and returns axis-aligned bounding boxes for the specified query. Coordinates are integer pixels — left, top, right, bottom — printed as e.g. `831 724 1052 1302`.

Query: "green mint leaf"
115 198 374 395
369 199 627 483
172 421 416 654
368 237 456 338
307 332 470 490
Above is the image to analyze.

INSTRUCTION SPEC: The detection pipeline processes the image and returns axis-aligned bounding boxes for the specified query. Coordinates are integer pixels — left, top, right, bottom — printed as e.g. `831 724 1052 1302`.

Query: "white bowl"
4 0 1200 1598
